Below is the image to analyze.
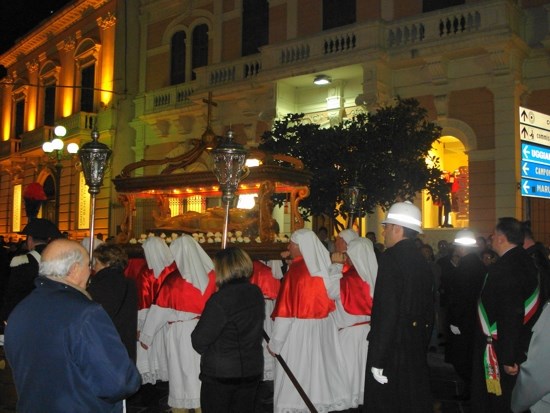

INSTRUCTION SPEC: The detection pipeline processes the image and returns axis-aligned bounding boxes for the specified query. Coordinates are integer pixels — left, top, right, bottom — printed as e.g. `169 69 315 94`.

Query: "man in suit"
471 217 541 413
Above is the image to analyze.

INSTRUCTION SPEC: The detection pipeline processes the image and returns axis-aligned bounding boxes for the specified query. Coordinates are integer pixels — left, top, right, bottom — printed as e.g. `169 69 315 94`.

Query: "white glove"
450 325 461 335
371 367 388 384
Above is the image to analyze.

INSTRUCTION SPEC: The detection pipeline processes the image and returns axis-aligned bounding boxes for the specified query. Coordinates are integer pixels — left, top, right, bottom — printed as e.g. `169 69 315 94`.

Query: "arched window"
74 39 100 113
191 24 208 81
242 0 269 57
170 31 186 85
423 136 469 229
39 62 60 127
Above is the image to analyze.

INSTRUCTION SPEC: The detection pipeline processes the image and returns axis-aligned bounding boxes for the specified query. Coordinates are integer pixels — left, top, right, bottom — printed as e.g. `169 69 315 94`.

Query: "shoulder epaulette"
10 254 29 267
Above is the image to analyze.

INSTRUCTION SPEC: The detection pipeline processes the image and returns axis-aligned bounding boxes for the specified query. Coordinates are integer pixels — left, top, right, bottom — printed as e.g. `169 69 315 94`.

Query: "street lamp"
42 125 79 224
78 127 112 264
210 130 249 248
342 177 366 229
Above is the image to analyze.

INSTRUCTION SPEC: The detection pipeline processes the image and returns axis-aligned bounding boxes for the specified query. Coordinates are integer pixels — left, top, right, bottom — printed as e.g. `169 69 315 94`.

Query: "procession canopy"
112 134 311 260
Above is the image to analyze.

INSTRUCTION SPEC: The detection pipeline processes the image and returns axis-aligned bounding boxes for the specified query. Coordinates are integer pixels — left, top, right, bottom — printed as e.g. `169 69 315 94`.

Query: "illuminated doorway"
423 135 469 229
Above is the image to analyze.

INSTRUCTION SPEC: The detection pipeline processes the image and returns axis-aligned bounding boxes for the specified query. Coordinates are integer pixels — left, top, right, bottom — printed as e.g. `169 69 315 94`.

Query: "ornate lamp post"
211 130 248 248
42 125 79 224
78 127 112 264
342 178 366 229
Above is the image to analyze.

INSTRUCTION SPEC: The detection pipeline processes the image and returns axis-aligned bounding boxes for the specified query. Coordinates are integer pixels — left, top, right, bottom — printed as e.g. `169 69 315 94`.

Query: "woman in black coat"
191 246 265 413
87 243 138 362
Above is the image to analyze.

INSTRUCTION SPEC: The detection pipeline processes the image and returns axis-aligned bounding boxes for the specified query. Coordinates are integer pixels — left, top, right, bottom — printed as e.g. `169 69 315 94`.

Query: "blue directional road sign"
521 161 550 181
521 143 550 166
521 179 550 199
519 107 550 199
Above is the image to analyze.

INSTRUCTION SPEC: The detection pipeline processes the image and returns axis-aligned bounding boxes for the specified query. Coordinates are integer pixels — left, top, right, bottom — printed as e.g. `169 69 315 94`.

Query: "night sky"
0 0 72 55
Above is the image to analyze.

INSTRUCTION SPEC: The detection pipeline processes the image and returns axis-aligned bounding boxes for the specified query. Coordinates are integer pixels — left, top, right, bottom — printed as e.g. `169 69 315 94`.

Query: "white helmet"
382 201 423 234
453 229 477 246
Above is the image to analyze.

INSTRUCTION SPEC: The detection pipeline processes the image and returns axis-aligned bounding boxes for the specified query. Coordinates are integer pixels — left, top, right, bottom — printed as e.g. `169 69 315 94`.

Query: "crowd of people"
1 205 550 413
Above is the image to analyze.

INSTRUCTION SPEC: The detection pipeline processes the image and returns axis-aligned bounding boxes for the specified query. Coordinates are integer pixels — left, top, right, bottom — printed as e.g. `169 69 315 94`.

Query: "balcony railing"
138 0 524 116
1 112 98 157
19 126 52 152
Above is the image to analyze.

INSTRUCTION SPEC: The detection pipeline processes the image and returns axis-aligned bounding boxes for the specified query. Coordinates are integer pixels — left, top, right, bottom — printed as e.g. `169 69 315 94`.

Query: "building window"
39 61 60 128
423 0 464 13
80 65 95 113
74 38 100 113
323 0 356 31
191 24 208 81
12 184 22 233
14 99 25 138
170 31 187 85
44 84 56 126
242 0 269 57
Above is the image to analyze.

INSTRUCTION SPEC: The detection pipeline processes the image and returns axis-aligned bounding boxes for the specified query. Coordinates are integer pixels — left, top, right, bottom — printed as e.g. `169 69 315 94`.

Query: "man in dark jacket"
0 218 61 326
365 201 434 413
4 238 141 412
445 229 486 401
471 217 541 413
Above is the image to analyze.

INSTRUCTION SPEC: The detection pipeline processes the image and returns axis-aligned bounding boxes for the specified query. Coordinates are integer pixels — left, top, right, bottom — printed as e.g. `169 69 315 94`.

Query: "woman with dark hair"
88 243 138 362
191 247 265 413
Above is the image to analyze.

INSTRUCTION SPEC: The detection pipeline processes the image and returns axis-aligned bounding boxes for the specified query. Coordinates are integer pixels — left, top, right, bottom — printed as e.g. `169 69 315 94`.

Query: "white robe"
137 308 169 385
140 304 201 409
270 316 351 413
331 299 370 408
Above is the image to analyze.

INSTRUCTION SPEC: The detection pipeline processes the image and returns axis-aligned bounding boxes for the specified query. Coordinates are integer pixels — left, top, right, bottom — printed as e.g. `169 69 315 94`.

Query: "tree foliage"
259 97 449 224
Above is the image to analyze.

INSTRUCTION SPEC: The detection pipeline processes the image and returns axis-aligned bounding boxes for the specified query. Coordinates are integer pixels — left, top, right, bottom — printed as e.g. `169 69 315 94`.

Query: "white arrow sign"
519 106 550 131
523 145 529 159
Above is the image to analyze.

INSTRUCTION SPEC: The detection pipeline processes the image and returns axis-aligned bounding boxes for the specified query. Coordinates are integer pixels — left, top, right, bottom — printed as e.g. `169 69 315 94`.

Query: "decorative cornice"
0 0 108 67
26 59 39 73
97 12 117 30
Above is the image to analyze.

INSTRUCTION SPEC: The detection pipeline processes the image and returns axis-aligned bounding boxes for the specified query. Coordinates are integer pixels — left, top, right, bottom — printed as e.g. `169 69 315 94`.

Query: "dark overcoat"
445 251 486 384
365 238 434 413
471 246 540 413
87 265 138 362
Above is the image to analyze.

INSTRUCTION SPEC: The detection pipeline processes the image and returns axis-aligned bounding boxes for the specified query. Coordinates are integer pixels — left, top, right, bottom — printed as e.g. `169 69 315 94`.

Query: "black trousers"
200 375 261 413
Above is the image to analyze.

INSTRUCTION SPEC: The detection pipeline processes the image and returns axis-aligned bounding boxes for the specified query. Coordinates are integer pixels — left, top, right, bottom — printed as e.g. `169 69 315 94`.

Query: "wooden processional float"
112 128 311 260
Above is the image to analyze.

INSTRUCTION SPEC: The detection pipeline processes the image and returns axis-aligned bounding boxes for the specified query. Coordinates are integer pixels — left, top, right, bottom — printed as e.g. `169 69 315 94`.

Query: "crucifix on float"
201 92 218 148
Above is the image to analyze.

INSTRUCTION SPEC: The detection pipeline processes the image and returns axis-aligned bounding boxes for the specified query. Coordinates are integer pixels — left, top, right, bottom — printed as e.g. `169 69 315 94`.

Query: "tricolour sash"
478 275 540 396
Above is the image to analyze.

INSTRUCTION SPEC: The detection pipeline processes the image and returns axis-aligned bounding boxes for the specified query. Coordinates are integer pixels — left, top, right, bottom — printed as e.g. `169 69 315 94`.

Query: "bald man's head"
40 239 90 288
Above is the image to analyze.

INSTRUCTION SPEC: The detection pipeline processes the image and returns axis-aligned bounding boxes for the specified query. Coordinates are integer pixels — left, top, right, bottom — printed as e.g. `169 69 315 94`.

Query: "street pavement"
0 346 470 413
125 349 471 413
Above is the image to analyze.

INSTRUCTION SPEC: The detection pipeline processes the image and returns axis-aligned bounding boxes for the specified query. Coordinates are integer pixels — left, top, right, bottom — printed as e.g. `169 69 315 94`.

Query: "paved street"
1 345 471 413
124 350 471 413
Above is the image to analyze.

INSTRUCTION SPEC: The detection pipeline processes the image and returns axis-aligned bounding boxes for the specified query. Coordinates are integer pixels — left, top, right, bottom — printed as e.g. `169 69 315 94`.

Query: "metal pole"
88 194 96 267
54 158 62 225
262 331 318 412
221 198 230 249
